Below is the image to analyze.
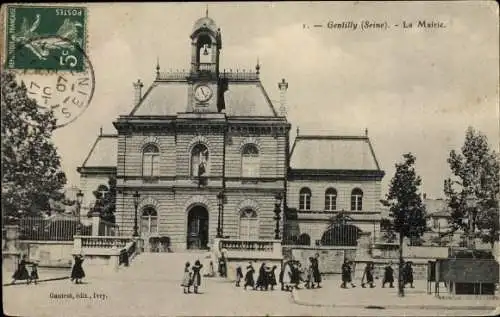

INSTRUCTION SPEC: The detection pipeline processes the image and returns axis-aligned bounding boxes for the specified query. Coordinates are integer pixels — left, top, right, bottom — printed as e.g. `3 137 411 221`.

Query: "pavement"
3 253 499 316
3 267 70 286
291 279 499 312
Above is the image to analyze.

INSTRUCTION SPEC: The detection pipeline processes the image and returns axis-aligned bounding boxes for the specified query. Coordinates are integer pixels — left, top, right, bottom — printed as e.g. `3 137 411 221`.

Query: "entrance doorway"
187 205 209 249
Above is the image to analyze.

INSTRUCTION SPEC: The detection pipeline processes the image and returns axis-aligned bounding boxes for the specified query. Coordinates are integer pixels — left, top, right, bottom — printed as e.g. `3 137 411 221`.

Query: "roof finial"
296 126 300 137
100 126 103 136
256 57 260 75
156 57 160 78
365 128 368 136
205 4 209 17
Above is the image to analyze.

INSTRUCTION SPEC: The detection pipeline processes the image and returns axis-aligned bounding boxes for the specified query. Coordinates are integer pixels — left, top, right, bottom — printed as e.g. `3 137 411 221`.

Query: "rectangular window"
242 157 259 178
240 219 258 240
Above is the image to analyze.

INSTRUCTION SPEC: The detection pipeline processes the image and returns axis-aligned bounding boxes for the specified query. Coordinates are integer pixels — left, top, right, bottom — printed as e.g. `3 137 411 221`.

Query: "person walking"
341 259 356 288
382 262 394 288
256 262 266 290
191 260 203 294
361 262 375 288
235 266 243 287
404 261 414 288
71 254 85 284
244 262 255 290
182 262 192 294
29 262 39 285
11 254 31 285
306 257 314 289
281 261 293 291
269 265 278 290
312 253 322 288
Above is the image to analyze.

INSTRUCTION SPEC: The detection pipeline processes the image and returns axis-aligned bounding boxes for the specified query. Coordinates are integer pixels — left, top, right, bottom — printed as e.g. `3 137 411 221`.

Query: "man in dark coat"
244 262 255 290
312 253 322 288
361 262 375 288
256 262 267 291
382 262 394 288
341 259 356 288
403 261 414 288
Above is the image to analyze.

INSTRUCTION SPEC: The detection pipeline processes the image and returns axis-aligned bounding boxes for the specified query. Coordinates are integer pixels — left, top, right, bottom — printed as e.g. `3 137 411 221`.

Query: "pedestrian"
291 262 301 289
256 262 266 290
218 253 227 278
281 261 293 291
382 262 394 288
182 262 192 294
341 259 356 288
305 257 314 289
70 254 85 284
29 262 39 285
348 261 356 288
361 262 375 288
191 260 203 294
11 254 31 285
404 261 414 288
268 265 278 290
312 253 322 288
235 266 243 287
244 262 255 290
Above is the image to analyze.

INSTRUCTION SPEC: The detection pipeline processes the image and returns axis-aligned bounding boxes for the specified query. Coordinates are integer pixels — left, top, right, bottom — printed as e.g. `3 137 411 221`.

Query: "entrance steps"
117 251 213 281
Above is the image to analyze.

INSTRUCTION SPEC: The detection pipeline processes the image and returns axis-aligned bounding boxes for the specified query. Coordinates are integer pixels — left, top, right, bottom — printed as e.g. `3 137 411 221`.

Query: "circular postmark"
12 35 95 129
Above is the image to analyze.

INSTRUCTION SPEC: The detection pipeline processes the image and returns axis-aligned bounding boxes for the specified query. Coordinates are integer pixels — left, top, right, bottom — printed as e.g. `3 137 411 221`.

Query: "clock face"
194 85 213 102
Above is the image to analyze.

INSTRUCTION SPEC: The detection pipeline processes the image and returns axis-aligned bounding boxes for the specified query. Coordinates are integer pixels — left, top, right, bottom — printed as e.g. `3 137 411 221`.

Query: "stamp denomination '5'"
6 6 87 71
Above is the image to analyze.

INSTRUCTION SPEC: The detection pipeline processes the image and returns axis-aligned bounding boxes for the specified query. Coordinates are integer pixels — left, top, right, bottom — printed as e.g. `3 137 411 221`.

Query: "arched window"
299 188 312 211
351 188 363 211
191 144 209 177
325 188 337 211
241 144 260 178
142 144 160 177
141 207 158 234
239 209 258 240
297 233 311 246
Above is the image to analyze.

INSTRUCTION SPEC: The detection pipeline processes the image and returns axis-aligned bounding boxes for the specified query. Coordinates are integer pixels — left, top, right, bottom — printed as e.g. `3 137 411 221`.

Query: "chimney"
133 79 143 106
278 78 288 116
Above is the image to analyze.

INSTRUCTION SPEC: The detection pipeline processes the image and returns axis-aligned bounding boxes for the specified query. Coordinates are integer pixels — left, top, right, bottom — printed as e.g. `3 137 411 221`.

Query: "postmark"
6 5 87 72
12 35 95 129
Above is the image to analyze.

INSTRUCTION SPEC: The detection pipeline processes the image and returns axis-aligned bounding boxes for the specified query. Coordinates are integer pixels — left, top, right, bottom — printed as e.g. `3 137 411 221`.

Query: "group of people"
181 260 204 294
10 255 39 285
234 253 322 292
10 253 85 285
342 260 415 289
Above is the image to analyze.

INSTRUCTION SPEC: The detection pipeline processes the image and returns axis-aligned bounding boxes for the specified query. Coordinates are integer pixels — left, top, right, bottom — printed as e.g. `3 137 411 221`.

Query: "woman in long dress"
244 262 255 290
11 255 31 285
281 261 293 291
182 262 192 294
71 254 85 284
191 260 203 294
312 253 322 288
256 262 266 290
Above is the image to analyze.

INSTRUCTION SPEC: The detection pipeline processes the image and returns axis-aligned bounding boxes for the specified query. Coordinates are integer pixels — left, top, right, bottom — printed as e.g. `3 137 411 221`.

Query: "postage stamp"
5 5 87 72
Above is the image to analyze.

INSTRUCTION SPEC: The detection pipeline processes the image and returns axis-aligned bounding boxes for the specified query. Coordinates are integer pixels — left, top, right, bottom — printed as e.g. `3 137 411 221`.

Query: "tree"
90 176 116 223
1 72 66 222
444 127 499 249
385 153 427 297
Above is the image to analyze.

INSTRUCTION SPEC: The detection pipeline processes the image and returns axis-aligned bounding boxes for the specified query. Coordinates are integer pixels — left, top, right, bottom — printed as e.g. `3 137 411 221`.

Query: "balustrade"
219 239 276 252
80 236 131 249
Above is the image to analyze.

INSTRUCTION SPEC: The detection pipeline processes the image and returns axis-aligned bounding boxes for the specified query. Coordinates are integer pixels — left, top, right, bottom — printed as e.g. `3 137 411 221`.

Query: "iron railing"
19 216 91 241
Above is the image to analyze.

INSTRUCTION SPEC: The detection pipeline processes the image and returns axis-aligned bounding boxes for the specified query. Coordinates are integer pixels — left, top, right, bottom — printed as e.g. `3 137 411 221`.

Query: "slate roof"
129 79 277 117
289 135 382 171
79 134 117 169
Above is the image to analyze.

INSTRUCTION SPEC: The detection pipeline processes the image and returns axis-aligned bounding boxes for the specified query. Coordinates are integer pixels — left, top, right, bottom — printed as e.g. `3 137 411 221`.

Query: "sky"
38 2 498 198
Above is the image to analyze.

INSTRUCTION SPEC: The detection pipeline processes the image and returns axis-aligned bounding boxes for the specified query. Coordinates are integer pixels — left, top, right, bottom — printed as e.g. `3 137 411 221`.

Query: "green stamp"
6 6 87 72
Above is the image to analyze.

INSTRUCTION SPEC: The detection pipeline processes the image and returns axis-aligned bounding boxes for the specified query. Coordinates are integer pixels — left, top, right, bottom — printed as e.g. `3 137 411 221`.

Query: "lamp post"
133 191 140 237
274 193 283 240
465 192 478 250
216 191 225 238
76 190 84 235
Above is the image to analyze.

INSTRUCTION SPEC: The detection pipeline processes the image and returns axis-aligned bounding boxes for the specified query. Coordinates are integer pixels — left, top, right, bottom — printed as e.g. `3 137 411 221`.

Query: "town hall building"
78 15 385 251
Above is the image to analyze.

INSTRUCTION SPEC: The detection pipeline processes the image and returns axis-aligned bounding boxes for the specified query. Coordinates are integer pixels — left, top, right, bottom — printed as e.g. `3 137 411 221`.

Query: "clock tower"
188 13 223 113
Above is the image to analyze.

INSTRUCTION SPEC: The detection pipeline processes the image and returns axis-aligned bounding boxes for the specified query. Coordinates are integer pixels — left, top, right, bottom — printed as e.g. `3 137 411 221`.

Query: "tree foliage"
385 153 427 239
90 176 116 223
444 127 499 247
1 72 66 221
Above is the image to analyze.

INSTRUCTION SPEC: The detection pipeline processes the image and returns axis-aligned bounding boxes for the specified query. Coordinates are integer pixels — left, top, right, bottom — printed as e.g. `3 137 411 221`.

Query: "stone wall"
18 241 74 268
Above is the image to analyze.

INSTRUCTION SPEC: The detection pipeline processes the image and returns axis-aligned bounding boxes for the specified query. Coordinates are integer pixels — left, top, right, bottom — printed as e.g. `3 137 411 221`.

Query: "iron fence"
19 216 91 241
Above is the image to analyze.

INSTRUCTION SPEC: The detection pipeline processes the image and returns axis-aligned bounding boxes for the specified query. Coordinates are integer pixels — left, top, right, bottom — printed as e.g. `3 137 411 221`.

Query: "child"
182 262 192 294
29 262 39 285
235 266 243 287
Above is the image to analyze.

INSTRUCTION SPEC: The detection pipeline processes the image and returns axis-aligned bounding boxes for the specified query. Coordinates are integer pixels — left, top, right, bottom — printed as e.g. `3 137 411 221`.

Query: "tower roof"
192 16 218 35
